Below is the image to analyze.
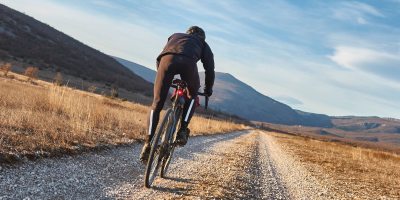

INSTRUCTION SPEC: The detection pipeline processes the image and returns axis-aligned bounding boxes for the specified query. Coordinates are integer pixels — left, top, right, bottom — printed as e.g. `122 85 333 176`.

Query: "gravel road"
0 130 335 199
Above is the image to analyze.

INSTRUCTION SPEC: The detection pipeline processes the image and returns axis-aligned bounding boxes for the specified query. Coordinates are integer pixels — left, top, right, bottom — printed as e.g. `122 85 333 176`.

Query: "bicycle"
144 78 209 188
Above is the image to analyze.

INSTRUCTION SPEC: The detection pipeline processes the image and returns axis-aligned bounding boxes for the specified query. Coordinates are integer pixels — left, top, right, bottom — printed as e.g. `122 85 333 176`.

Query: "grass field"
268 131 400 198
256 116 400 147
257 124 400 154
0 72 248 162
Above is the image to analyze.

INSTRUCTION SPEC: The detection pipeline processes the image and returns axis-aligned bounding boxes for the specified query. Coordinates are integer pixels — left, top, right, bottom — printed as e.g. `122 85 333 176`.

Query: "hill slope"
113 56 157 83
0 4 152 93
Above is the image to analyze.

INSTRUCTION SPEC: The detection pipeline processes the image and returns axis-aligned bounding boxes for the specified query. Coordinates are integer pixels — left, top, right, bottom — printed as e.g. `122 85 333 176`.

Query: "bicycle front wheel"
144 108 172 188
160 106 182 178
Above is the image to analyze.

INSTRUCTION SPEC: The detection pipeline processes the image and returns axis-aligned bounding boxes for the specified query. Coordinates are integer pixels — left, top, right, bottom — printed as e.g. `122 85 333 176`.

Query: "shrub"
82 77 87 80
88 86 97 93
112 81 119 91
105 83 111 86
110 89 118 98
0 50 9 60
12 56 18 61
28 61 33 64
0 63 11 76
54 72 63 86
121 98 127 102
24 67 39 80
23 59 27 62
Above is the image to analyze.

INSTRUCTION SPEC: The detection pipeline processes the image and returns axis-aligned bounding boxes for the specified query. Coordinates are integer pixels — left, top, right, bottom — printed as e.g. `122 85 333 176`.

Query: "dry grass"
267 131 400 198
188 115 247 137
259 125 400 154
0 77 248 157
257 117 400 147
0 63 11 76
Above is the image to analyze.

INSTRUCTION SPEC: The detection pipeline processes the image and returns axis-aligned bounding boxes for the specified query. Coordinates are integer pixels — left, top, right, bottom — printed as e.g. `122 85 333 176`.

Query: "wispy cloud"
273 95 303 105
343 1 384 17
329 46 400 81
332 1 385 25
91 0 125 10
357 17 367 24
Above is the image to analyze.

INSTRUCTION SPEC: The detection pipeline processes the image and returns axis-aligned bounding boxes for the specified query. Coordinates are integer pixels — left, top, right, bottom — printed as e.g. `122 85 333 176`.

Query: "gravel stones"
1 130 339 199
257 132 334 199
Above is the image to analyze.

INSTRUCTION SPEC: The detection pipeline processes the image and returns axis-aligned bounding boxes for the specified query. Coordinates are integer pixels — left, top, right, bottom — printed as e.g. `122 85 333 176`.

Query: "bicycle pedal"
140 158 148 165
173 142 183 147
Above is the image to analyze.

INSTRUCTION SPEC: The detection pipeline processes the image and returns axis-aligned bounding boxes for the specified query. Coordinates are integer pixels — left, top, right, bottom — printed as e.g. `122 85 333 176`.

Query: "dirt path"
0 130 336 199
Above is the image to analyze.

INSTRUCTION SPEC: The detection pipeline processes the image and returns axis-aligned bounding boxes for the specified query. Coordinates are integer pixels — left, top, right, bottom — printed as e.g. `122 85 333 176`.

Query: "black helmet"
186 26 206 41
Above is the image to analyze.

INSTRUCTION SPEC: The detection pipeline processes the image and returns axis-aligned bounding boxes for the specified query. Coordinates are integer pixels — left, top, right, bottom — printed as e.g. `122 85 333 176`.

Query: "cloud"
357 17 366 24
273 95 303 105
329 46 400 81
332 1 384 24
343 2 384 17
91 0 125 10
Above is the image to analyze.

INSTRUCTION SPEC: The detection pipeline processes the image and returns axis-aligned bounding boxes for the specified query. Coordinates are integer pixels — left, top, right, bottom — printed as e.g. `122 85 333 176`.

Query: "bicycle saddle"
172 79 188 87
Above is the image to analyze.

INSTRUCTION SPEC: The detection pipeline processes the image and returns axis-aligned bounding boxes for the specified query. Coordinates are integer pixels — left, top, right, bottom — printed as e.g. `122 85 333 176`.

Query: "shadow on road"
174 129 253 161
151 177 198 198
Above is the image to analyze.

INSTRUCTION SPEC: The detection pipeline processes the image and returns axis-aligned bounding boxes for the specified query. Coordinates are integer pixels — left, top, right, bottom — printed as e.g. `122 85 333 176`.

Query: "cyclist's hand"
204 88 213 97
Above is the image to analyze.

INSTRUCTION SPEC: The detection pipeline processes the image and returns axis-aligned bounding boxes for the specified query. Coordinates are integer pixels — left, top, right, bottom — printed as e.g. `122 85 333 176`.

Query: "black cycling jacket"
156 33 215 90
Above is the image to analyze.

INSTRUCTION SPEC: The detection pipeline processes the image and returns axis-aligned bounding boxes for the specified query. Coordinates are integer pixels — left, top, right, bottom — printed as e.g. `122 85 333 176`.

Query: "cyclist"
140 26 215 164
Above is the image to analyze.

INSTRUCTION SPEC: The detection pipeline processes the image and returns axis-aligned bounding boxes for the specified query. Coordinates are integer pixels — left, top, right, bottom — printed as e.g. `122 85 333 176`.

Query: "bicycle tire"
144 108 172 188
160 107 182 178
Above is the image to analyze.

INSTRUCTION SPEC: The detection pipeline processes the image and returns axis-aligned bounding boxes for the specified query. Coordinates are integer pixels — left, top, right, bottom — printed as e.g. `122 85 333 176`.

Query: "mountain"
199 72 332 126
114 58 332 127
113 56 157 83
0 4 153 93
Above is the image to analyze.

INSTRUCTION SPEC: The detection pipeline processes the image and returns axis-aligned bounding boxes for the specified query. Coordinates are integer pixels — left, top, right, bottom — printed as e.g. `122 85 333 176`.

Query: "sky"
1 0 399 118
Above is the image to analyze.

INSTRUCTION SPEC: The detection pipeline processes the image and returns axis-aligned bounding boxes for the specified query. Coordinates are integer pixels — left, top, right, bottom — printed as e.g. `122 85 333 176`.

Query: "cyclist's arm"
201 42 215 91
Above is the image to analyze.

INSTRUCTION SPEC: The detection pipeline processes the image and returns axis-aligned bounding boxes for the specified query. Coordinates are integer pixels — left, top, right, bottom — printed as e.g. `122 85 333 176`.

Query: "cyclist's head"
186 26 205 41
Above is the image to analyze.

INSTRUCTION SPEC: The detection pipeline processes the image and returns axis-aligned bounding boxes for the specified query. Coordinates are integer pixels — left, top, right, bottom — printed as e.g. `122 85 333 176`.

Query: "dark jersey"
156 33 215 90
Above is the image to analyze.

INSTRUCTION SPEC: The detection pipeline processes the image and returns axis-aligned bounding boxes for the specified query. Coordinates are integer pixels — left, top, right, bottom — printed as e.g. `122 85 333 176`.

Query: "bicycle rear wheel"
144 108 172 188
160 107 182 178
